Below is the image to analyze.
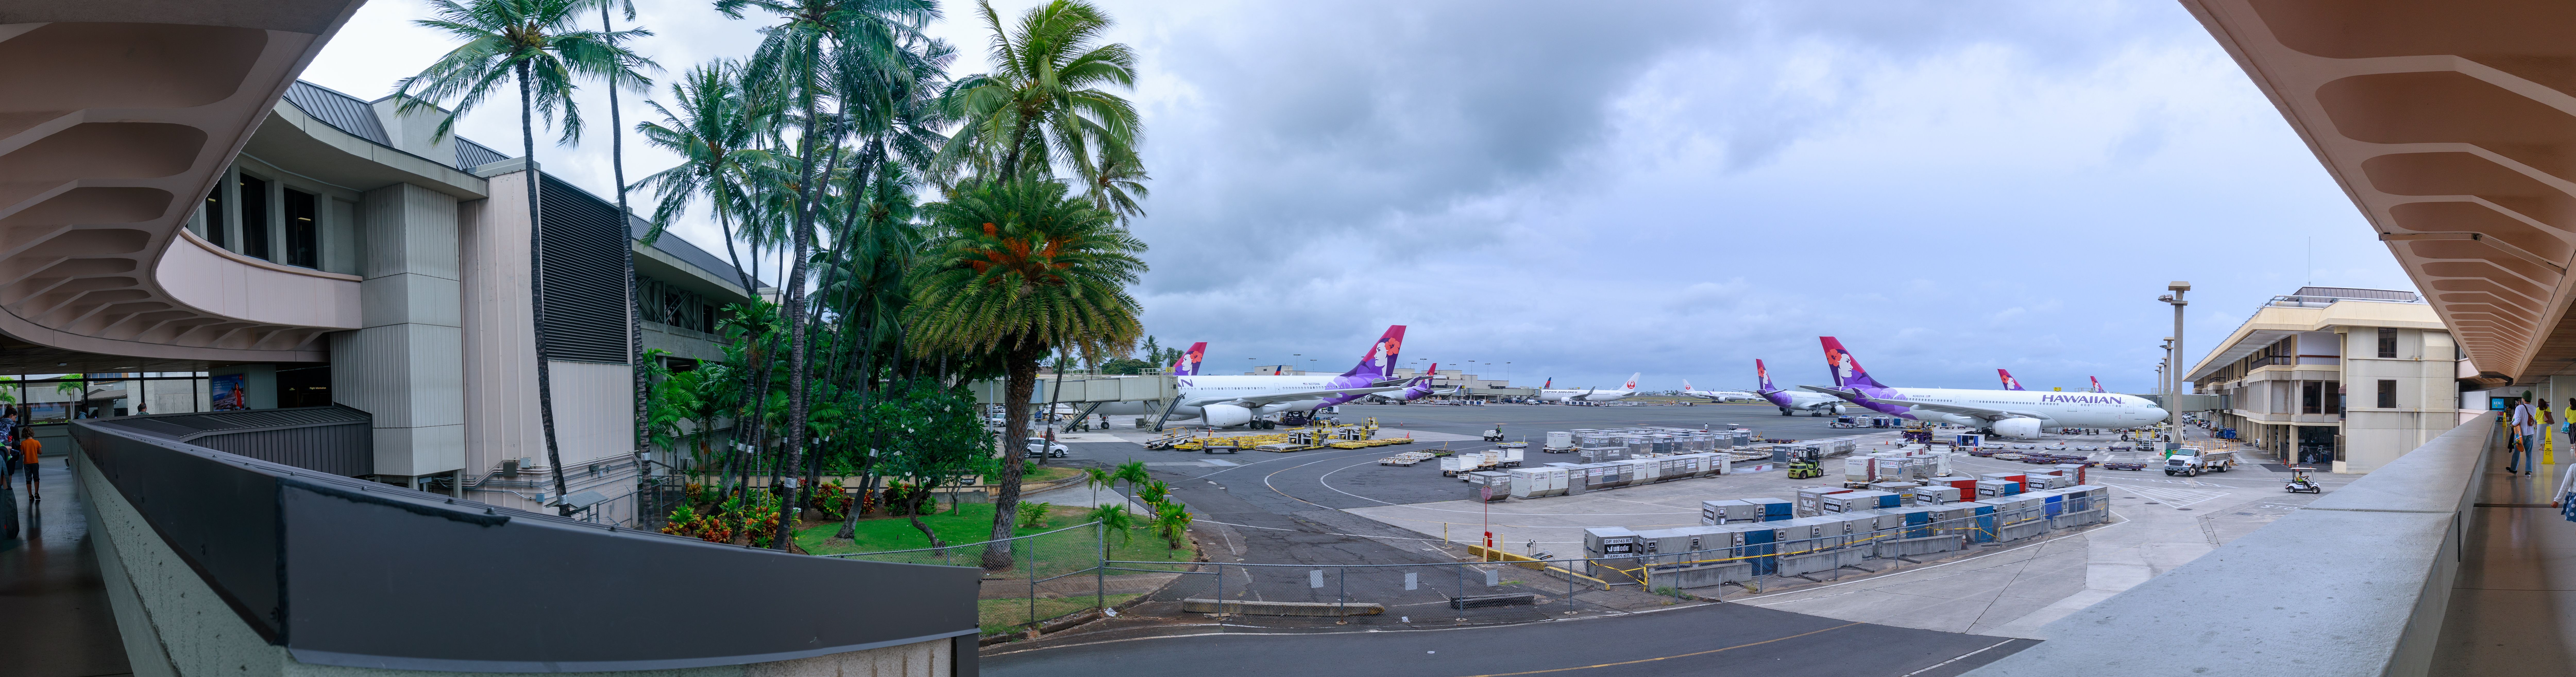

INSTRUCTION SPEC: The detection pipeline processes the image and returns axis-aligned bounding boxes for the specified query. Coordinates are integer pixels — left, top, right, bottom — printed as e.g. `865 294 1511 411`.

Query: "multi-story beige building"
2185 287 2480 473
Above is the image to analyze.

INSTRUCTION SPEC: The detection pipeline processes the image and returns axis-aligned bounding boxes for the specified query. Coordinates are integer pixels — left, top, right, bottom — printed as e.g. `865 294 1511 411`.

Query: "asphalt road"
985 601 2035 677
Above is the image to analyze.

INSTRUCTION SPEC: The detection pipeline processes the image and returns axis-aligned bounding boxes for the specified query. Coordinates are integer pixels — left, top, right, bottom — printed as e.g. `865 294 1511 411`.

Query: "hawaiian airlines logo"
1179 378 1194 387
2002 374 2021 389
1827 348 1859 383
2040 394 2121 404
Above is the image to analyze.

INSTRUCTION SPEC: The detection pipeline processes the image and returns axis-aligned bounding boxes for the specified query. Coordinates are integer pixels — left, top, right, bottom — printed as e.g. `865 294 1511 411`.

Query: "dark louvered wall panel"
537 174 632 364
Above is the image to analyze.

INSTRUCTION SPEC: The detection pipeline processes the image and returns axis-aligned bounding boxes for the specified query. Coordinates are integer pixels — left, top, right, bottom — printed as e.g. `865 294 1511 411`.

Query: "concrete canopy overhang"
2183 0 2576 384
0 4 367 366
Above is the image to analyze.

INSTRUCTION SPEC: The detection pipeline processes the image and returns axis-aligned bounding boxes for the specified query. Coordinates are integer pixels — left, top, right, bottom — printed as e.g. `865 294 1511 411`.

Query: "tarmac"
1024 404 2357 641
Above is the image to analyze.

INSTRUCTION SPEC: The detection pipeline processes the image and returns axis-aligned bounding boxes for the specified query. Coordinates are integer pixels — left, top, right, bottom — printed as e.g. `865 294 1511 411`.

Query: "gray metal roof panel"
281 81 391 146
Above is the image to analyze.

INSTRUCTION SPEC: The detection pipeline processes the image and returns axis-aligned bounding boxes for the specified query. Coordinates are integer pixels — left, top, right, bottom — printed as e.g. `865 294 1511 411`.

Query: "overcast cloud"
306 0 2411 393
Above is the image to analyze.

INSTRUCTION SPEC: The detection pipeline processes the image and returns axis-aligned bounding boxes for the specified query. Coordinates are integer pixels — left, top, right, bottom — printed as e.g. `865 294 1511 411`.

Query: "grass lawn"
979 594 1140 635
1022 464 1083 485
796 502 1197 578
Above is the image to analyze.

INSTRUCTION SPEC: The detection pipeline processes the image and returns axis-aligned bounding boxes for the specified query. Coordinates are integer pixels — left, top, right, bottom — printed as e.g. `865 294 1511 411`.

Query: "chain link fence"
823 519 1198 635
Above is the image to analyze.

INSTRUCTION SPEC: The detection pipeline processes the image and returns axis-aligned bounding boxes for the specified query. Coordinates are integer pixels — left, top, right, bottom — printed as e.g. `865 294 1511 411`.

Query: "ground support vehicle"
2163 449 2239 477
2284 466 2323 493
1380 452 1434 466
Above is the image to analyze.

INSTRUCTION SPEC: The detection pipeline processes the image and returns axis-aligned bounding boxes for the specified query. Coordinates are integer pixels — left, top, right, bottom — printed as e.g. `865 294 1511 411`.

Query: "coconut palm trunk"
604 0 648 513
517 62 573 516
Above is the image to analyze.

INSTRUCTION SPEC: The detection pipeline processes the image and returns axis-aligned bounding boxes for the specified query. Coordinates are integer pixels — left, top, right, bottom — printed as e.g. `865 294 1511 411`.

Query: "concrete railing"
75 419 981 675
1966 418 2490 677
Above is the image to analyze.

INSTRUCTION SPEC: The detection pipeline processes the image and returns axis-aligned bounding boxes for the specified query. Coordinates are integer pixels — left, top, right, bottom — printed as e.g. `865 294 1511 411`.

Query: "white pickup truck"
2163 449 2238 477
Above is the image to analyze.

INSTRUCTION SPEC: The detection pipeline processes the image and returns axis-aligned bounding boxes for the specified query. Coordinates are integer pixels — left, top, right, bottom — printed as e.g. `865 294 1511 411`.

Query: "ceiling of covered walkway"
2185 0 2576 384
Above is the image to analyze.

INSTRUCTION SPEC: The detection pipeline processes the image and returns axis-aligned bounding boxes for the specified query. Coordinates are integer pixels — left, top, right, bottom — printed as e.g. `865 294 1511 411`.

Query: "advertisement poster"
211 374 248 411
26 402 67 423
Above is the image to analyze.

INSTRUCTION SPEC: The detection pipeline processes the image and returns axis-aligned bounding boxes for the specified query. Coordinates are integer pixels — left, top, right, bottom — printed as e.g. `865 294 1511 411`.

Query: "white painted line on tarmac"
1901 638 2019 677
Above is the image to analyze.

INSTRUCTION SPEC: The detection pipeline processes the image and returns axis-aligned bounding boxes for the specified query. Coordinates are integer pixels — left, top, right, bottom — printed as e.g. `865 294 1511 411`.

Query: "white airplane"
1537 373 1640 402
1091 326 1413 427
1754 359 1845 416
1801 337 2169 438
1681 378 1763 403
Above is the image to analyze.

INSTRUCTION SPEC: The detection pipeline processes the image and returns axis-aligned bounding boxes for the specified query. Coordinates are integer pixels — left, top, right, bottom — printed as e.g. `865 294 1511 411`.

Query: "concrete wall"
77 451 955 677
331 182 466 482
1963 418 2486 677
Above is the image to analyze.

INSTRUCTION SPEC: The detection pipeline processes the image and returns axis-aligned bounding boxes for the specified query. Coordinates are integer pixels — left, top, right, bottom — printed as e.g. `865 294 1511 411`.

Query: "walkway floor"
2430 433 2576 675
0 455 130 677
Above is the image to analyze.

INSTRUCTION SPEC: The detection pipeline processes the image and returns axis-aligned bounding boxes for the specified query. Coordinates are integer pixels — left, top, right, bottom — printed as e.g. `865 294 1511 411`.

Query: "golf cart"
2285 466 2322 494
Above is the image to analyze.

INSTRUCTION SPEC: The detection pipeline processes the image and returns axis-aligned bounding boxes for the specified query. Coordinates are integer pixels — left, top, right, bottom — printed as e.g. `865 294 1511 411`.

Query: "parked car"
1024 437 1069 458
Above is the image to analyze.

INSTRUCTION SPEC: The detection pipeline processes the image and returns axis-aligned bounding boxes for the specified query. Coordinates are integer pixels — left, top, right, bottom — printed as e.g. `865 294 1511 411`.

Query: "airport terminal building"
2185 287 2481 473
0 9 975 675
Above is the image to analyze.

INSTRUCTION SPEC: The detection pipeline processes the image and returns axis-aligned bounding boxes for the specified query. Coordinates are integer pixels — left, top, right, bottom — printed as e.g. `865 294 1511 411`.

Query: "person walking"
0 407 16 479
19 434 39 501
2512 396 2537 476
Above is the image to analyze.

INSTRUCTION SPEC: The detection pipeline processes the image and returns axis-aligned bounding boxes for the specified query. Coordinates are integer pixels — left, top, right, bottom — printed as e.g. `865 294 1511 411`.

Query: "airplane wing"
1796 385 2043 421
1188 385 1408 408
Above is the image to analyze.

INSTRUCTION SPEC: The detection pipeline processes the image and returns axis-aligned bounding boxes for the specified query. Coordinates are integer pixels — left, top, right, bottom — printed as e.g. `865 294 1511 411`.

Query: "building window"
2377 328 2397 358
285 188 319 268
2328 381 2342 415
2302 381 2321 414
202 184 226 248
2377 380 2397 409
239 173 271 260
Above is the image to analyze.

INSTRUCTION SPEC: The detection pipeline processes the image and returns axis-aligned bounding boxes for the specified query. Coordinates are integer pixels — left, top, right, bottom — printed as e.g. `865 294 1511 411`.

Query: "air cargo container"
1796 486 1854 517
1914 485 1963 505
1743 497 1794 521
1701 499 1754 525
1465 471 1511 502
1545 431 1573 452
1507 467 1568 499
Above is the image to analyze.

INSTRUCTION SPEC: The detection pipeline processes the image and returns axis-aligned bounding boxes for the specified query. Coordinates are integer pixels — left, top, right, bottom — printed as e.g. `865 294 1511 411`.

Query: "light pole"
2159 282 2190 448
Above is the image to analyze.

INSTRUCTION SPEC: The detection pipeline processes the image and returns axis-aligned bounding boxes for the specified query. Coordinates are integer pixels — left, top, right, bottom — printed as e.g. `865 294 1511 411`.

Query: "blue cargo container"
1961 501 1998 543
1745 497 1794 520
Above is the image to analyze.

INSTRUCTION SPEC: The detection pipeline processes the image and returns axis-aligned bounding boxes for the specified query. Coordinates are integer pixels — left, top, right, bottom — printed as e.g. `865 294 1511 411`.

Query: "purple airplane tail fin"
2090 376 2105 393
1998 369 2025 391
1170 342 1207 376
1820 337 1888 389
1409 362 1439 397
1340 325 1406 379
1755 359 1776 392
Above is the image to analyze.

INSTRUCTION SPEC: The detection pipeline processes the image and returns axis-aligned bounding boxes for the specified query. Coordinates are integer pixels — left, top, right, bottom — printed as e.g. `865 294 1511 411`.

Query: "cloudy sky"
305 0 2410 393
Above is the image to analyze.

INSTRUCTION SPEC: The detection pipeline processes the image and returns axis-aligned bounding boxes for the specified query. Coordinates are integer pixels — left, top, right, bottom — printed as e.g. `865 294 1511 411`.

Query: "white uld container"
1546 431 1573 450
1510 468 1568 498
1496 447 1525 467
1440 456 1479 476
1844 457 1878 484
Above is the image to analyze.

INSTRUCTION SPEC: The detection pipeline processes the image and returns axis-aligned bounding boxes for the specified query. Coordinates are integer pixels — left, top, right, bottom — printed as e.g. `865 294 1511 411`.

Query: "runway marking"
1900 639 2020 677
2109 484 2225 508
1441 621 1863 676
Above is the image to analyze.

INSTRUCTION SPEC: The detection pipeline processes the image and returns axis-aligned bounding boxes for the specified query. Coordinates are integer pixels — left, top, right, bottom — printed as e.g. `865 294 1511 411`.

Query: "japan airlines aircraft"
1539 373 1640 402
1755 359 1844 416
1800 337 2167 438
1998 369 2026 391
1682 379 1763 403
1093 326 1411 427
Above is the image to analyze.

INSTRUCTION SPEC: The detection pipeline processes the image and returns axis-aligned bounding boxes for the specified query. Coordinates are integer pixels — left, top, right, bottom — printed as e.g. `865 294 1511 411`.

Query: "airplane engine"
1989 417 2043 439
1202 404 1255 428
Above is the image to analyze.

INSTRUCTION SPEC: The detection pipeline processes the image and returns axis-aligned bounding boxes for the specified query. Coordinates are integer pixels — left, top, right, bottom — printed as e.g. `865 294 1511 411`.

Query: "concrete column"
332 183 465 481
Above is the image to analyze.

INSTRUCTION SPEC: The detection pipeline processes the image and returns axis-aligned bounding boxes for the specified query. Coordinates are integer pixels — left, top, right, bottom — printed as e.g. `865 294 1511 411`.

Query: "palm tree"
941 0 1141 183
636 61 771 293
1078 142 1148 227
719 0 942 551
1149 501 1191 550
1083 466 1112 505
1112 459 1148 500
589 0 662 496
398 0 652 516
908 178 1145 568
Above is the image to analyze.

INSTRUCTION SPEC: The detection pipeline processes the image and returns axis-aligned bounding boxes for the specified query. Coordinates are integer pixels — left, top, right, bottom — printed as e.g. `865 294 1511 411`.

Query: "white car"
1024 437 1069 458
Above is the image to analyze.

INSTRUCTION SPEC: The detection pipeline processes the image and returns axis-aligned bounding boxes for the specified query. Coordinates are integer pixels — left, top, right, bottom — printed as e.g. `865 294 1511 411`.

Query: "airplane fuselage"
1539 389 1633 402
1760 388 1843 415
1842 387 2166 429
1090 375 1380 424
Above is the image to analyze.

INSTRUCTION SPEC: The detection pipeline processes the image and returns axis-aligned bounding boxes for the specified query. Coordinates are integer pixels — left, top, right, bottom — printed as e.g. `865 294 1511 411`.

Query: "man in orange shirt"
19 435 38 501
